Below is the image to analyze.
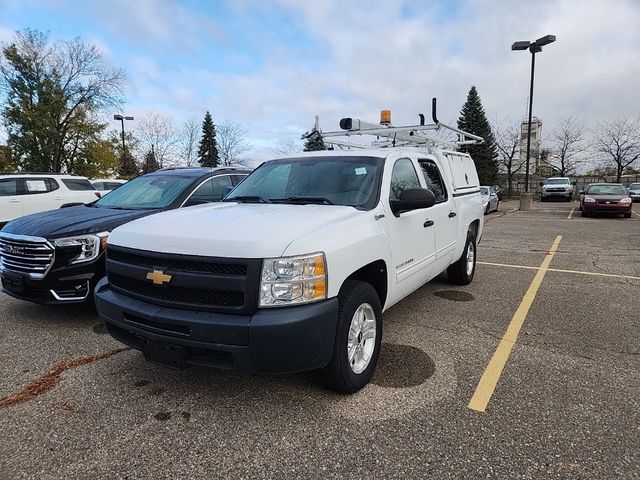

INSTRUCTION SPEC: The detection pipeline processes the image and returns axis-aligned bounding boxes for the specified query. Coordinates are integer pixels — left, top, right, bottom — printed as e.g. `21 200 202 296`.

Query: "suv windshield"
95 174 194 209
587 185 626 195
629 183 640 189
225 156 383 209
546 178 570 185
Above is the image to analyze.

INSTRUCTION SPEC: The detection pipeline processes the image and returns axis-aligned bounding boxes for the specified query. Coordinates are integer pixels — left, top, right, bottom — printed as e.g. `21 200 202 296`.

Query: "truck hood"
0 205 154 239
108 202 362 258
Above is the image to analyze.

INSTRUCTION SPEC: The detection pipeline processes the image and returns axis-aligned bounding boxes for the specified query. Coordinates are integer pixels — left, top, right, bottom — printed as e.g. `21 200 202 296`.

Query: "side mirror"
539 182 544 187
390 188 436 216
572 181 577 185
579 190 584 195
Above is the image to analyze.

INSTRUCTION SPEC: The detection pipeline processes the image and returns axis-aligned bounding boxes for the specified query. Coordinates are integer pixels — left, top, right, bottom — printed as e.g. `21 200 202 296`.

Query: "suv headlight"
260 252 327 307
52 232 109 264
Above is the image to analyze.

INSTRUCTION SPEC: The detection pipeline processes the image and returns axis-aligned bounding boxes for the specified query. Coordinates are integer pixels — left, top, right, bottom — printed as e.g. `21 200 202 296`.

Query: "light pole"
512 34 555 208
113 114 134 153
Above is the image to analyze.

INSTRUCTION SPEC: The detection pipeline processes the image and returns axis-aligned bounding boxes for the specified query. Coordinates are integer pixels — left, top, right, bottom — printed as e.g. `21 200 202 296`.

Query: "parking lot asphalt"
1 200 639 479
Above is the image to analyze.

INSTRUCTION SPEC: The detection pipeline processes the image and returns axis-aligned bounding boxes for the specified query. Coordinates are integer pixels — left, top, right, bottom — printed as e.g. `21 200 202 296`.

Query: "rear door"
418 158 458 269
21 177 65 215
0 178 23 223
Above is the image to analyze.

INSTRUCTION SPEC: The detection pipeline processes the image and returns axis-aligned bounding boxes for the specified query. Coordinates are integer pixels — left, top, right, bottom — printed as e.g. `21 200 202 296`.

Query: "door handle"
423 220 434 228
448 212 457 218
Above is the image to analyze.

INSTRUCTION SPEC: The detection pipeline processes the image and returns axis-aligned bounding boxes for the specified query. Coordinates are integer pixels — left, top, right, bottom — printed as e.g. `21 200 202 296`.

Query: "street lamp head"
512 41 530 51
535 34 556 46
124 116 134 121
113 114 123 120
529 43 542 53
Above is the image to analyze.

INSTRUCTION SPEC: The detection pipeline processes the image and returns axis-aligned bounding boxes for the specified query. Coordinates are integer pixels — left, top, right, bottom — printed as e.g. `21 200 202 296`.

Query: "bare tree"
492 118 525 197
180 116 199 166
549 116 588 176
136 113 180 168
272 138 303 156
593 116 640 182
216 120 252 166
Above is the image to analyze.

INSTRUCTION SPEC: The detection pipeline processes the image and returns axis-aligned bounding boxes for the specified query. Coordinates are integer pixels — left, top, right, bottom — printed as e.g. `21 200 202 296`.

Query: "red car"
580 183 633 218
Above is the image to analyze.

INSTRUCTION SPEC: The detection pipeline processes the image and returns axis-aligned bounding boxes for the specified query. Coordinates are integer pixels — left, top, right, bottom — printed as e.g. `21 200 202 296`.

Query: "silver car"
480 186 499 214
627 182 640 203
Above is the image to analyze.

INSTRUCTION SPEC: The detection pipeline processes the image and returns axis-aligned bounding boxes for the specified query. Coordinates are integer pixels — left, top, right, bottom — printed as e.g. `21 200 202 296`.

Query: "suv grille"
106 246 261 314
0 235 54 278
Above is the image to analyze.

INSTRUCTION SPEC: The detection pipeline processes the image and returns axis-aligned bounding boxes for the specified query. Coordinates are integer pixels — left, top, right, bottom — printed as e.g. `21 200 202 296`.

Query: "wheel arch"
341 260 388 310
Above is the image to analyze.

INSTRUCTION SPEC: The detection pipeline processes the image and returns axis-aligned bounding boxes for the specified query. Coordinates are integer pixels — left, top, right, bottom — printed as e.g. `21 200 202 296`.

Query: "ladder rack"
302 98 484 152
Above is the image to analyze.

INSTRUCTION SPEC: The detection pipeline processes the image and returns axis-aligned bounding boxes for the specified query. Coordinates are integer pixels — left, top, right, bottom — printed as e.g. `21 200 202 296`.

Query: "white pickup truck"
95 110 485 393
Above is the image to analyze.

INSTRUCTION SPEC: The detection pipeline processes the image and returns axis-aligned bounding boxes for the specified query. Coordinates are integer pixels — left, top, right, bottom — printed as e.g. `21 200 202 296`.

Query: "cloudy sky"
1 0 639 160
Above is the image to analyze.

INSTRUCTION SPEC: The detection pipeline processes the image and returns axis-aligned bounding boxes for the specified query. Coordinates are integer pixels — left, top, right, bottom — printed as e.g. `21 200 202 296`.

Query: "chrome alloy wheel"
347 303 377 374
466 241 475 277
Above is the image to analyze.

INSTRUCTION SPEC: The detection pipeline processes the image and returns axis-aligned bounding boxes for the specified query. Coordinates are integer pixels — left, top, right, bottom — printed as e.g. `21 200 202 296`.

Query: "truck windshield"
546 179 569 185
94 175 194 209
225 156 383 209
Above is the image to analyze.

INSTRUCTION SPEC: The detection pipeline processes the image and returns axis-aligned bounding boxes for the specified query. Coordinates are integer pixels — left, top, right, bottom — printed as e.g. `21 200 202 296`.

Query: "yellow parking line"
469 235 562 413
477 261 640 281
567 208 575 219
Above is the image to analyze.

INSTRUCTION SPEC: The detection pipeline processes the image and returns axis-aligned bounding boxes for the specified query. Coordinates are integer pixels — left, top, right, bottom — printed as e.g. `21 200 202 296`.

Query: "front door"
0 178 23 223
383 158 436 290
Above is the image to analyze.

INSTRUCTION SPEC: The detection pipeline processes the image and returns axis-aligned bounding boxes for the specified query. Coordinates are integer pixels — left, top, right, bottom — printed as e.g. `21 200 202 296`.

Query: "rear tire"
447 230 476 285
316 280 382 394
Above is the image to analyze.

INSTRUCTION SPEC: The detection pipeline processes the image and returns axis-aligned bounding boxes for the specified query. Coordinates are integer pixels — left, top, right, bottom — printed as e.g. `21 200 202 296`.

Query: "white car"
0 174 100 227
91 179 127 197
480 186 499 213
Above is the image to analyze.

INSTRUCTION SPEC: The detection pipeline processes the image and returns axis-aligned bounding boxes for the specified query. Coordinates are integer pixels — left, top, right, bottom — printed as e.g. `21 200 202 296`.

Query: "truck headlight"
52 232 109 264
260 252 327 307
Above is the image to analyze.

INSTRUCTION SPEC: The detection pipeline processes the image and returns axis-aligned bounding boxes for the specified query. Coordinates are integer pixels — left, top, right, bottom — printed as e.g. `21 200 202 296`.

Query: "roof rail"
1 171 81 176
302 98 484 152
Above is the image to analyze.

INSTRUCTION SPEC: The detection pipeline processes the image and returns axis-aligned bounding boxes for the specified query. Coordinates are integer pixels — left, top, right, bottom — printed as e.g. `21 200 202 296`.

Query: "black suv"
0 167 250 304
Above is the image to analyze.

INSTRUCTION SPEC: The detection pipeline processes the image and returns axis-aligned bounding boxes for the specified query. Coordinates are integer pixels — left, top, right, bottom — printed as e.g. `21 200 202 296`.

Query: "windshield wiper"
270 196 335 205
223 195 271 204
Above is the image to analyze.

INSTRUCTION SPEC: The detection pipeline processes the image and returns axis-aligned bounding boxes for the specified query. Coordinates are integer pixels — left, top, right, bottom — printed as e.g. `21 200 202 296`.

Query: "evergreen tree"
457 86 498 184
197 111 219 167
303 117 327 151
141 148 160 174
117 150 139 179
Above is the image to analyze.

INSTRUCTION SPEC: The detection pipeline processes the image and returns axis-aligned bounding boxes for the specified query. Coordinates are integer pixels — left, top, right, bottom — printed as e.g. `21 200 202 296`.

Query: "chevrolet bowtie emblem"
146 270 172 285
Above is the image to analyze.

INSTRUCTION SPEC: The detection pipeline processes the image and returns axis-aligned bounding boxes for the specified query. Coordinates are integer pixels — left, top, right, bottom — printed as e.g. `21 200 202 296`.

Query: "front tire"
624 212 631 218
447 230 477 285
316 280 382 394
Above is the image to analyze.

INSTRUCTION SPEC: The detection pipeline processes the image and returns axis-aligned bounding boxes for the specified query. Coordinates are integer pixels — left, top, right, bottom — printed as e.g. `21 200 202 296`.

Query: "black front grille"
107 249 247 275
110 273 244 307
596 199 618 204
106 245 260 313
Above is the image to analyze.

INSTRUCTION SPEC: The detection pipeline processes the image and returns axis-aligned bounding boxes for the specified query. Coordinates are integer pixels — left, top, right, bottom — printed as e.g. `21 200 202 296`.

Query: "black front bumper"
94 277 339 374
1 257 104 304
